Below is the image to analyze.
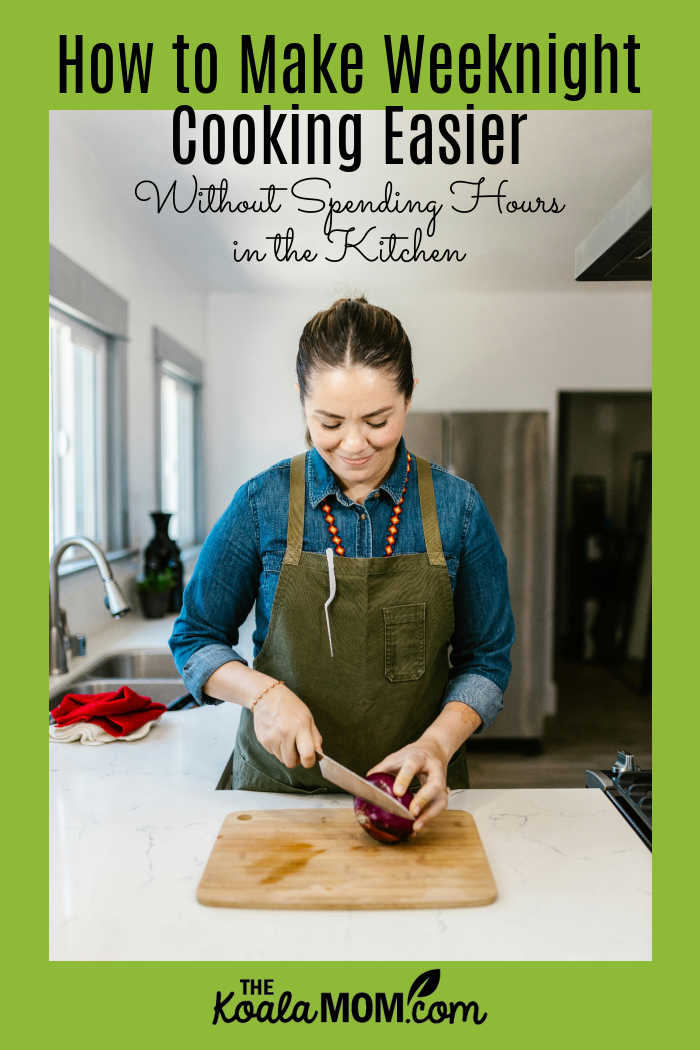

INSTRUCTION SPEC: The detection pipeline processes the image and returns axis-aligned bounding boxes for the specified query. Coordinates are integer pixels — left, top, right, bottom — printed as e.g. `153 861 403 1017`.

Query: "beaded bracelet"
249 679 284 711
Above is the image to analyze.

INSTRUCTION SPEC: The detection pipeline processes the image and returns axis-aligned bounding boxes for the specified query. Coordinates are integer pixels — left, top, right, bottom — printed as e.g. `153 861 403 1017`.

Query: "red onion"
353 772 415 844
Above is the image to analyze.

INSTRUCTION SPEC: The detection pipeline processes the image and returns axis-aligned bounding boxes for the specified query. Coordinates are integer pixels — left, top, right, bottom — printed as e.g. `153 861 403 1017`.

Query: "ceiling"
52 109 651 295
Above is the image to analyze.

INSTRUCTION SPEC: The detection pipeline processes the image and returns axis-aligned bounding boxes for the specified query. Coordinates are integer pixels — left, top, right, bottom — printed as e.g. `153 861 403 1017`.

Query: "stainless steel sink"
50 678 187 710
49 649 188 710
84 649 179 679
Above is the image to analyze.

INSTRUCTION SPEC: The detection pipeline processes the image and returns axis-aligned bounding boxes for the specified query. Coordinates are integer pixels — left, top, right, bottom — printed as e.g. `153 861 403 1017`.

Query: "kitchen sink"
50 648 189 710
50 677 188 710
84 649 179 679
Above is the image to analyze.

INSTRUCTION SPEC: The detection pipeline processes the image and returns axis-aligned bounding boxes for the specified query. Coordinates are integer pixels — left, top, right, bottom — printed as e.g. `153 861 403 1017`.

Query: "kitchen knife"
317 752 414 820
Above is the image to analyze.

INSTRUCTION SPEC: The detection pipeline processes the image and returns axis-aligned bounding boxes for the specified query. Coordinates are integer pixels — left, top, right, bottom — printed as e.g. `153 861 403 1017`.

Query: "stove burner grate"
585 752 651 850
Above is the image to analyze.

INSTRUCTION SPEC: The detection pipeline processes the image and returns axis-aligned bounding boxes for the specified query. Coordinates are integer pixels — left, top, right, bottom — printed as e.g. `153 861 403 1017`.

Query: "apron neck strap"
284 453 307 565
416 455 447 567
284 451 447 568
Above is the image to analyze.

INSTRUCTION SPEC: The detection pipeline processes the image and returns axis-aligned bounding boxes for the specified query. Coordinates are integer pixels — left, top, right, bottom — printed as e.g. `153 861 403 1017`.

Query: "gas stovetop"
585 751 652 850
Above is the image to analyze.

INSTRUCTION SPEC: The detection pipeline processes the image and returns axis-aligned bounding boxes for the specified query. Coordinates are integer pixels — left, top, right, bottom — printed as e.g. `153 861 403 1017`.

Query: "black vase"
139 587 172 620
144 512 183 612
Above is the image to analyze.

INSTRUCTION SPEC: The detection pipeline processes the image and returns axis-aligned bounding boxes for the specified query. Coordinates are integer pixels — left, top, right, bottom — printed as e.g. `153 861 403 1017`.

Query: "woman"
169 298 514 832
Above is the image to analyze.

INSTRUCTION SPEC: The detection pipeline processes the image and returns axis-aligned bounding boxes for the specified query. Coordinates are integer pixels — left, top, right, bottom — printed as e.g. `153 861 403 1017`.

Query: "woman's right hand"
252 683 323 769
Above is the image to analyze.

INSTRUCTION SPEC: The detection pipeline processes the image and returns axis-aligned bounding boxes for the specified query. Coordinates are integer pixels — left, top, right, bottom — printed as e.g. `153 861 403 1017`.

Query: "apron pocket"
383 603 426 683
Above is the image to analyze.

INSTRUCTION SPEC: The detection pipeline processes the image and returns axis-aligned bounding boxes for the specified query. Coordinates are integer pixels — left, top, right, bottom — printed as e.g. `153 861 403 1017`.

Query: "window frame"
49 306 109 557
49 246 130 569
153 327 204 550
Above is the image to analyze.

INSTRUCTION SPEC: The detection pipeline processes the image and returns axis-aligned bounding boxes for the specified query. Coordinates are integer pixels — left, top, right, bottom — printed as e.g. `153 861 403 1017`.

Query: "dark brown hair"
297 297 414 402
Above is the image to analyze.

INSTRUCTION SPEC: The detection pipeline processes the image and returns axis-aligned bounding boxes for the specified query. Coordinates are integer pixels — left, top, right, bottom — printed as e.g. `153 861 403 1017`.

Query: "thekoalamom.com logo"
212 969 487 1026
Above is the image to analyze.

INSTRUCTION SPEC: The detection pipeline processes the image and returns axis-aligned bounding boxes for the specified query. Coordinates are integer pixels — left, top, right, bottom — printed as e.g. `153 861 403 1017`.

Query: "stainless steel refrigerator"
403 412 550 741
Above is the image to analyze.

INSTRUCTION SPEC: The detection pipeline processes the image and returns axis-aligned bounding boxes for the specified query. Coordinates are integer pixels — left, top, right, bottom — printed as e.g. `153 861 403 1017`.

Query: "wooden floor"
467 661 652 789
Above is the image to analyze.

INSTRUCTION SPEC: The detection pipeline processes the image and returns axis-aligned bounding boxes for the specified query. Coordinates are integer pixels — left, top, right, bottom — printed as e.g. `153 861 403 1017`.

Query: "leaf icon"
407 968 441 1004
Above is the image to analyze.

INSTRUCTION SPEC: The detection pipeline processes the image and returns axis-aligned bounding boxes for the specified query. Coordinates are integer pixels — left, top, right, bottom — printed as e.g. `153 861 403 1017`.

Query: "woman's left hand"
367 736 449 833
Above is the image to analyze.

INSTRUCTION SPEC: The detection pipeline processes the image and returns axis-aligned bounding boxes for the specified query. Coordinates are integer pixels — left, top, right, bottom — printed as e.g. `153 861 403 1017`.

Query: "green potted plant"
137 567 176 619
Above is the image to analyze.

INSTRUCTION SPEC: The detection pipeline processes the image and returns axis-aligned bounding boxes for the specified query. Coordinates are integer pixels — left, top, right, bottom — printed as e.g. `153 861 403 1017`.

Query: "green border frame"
7 0 694 1044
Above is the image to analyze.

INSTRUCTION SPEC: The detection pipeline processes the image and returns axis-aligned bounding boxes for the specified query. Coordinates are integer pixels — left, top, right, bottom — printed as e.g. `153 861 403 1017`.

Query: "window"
49 308 108 557
160 366 196 545
49 246 129 564
154 329 203 548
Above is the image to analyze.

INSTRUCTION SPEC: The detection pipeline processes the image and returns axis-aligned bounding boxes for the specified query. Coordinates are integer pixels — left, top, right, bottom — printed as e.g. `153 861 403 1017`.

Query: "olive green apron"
231 452 469 792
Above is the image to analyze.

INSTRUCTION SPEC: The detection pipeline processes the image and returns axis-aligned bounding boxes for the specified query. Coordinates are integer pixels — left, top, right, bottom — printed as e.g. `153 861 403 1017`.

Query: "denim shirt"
169 438 515 732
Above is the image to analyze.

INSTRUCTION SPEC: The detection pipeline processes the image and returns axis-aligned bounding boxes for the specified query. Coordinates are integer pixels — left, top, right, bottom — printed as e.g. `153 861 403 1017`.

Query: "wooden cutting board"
197 809 497 909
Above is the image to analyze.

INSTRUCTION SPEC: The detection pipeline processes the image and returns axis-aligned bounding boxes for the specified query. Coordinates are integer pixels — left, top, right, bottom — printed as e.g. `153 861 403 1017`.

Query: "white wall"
50 116 208 632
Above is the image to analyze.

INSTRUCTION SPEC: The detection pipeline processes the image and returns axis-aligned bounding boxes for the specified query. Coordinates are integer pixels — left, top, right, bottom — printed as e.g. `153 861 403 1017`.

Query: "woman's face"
303 365 412 492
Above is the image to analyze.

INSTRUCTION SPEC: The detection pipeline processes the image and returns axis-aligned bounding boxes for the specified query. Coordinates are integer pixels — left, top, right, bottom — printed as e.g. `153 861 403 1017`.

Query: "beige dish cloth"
49 720 157 745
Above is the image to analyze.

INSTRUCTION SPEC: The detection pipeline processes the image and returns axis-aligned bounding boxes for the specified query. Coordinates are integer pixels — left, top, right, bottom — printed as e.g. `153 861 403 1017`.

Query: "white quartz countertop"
51 659 651 961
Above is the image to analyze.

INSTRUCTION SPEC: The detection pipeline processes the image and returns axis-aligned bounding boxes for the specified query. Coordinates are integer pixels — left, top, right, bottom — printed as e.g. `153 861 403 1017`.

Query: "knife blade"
317 752 414 820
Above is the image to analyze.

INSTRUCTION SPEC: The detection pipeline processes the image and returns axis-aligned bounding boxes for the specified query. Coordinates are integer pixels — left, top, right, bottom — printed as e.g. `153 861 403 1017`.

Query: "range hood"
575 171 651 281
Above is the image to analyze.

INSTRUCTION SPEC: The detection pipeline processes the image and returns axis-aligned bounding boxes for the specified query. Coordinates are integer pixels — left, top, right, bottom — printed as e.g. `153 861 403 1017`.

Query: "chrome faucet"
49 536 131 675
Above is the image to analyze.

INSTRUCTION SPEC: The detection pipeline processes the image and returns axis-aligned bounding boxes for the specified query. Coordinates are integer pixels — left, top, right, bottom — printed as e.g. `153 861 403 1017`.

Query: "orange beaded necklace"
321 452 412 557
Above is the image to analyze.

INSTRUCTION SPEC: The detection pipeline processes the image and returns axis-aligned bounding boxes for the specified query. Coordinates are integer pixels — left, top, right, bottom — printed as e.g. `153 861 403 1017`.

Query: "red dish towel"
51 686 166 738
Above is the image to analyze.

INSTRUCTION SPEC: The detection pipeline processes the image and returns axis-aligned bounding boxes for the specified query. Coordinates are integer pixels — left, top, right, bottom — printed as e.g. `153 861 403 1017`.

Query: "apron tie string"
324 547 336 657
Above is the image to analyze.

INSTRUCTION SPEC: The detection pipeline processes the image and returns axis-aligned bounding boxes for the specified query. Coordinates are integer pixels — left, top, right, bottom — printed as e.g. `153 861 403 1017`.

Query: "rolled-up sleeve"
443 487 515 731
169 481 261 704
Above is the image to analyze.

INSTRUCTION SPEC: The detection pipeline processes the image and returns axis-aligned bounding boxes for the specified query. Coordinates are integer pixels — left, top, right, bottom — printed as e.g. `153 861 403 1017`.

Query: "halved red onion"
353 772 415 844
